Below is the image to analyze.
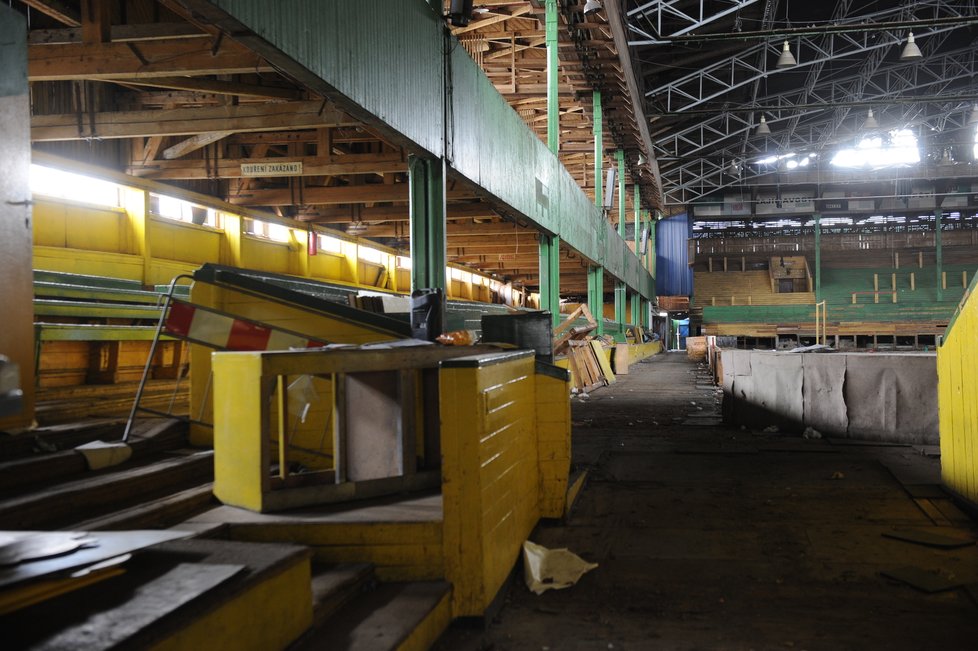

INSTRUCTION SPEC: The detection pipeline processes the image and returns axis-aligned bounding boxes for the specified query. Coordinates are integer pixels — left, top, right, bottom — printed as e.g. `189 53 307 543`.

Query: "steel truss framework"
625 0 978 205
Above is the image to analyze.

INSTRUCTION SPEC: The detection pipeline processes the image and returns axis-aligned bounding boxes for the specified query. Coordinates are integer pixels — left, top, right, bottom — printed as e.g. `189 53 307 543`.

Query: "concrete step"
0 449 213 529
7 538 313 651
293 580 452 651
310 563 376 626
0 418 186 495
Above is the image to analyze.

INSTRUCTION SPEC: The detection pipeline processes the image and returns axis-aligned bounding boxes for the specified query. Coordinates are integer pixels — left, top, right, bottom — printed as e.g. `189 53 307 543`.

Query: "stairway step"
311 563 376 625
0 450 213 529
0 418 123 457
64 483 217 531
293 580 452 651
0 418 186 495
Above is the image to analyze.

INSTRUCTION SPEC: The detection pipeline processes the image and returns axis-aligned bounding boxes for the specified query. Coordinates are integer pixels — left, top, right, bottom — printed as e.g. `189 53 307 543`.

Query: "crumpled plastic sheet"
522 540 598 595
74 440 132 470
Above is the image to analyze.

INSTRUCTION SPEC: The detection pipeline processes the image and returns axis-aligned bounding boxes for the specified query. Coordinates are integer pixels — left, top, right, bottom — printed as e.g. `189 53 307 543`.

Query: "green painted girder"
33 270 142 291
33 282 165 305
197 0 654 300
36 323 172 341
34 299 162 319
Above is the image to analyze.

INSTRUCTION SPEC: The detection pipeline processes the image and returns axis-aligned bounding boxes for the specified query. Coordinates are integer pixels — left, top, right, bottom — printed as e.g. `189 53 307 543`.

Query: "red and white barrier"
164 300 324 351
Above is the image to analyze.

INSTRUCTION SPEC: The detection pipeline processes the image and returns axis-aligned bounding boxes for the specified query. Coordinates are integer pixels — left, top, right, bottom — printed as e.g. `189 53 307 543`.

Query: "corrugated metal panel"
203 0 652 298
656 213 693 297
209 0 445 157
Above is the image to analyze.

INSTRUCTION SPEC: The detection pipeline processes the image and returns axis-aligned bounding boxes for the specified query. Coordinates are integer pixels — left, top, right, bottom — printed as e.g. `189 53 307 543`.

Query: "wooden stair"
693 270 814 308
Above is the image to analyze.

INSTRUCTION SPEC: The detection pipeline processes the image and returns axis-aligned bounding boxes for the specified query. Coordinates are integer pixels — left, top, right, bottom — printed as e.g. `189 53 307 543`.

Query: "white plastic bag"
522 540 598 595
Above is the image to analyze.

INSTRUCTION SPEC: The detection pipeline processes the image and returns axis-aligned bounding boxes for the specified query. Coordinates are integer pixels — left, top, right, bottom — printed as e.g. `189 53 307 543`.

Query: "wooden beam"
162 131 233 160
80 0 111 44
29 22 207 45
32 100 358 142
28 38 272 81
139 136 164 165
100 76 301 100
227 184 479 206
451 7 532 36
19 0 80 26
130 153 407 180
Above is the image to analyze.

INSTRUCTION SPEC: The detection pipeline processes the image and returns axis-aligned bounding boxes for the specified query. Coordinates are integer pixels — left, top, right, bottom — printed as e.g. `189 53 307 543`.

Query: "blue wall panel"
655 213 692 297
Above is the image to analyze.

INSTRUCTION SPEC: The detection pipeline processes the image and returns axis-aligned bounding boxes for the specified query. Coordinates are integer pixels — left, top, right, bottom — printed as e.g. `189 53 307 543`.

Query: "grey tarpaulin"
843 354 937 444
802 354 848 436
720 351 937 444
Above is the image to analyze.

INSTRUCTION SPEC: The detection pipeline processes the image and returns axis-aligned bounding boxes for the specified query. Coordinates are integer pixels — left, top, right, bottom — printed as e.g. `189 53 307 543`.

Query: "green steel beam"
36 324 172 342
936 207 943 301
545 0 559 155
34 299 162 319
537 0 560 325
814 212 821 302
649 213 657 287
588 265 604 337
196 0 653 298
616 149 625 238
634 184 641 254
593 89 603 209
409 155 446 292
33 283 164 304
539 234 560 326
614 281 626 340
630 291 640 326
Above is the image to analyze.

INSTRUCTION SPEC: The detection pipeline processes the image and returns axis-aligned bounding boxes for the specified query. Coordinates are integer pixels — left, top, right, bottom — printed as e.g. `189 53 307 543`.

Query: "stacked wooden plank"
552 304 598 355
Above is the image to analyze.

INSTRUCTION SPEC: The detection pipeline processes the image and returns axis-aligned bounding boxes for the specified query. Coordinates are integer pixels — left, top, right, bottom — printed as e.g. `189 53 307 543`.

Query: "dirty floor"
434 351 978 651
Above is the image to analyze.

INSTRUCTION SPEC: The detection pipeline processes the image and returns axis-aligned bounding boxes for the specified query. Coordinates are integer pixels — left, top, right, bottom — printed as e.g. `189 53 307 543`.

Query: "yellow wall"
536 371 572 518
937 281 978 505
32 190 509 304
440 354 542 617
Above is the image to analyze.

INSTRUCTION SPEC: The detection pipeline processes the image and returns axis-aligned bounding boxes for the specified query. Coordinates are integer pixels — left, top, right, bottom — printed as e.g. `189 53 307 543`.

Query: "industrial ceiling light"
583 0 603 16
968 103 978 125
900 31 923 61
863 108 879 130
775 40 797 69
755 115 771 136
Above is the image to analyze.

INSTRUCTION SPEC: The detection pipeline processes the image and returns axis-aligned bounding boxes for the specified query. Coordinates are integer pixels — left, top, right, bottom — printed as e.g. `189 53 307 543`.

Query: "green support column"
545 0 559 154
616 149 625 236
936 207 943 301
634 185 641 254
649 212 657 279
613 149 626 337
630 291 640 326
588 265 604 336
408 155 446 292
538 0 561 326
614 281 626 340
814 212 821 302
539 237 560 326
593 90 603 208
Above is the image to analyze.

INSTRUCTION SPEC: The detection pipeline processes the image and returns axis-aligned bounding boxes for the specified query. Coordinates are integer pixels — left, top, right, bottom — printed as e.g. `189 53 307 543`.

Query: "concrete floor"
436 351 978 650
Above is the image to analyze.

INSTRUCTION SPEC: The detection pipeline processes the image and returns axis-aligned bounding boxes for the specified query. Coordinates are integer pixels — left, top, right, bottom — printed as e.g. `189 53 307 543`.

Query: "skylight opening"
30 165 121 207
831 129 919 169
